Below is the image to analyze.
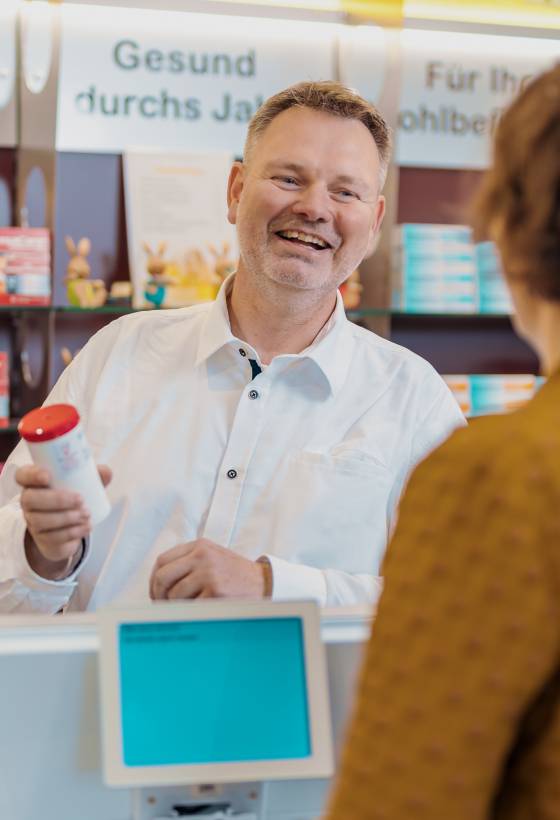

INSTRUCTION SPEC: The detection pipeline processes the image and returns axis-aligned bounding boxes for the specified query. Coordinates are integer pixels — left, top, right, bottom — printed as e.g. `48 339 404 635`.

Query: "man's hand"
16 464 112 581
150 538 270 600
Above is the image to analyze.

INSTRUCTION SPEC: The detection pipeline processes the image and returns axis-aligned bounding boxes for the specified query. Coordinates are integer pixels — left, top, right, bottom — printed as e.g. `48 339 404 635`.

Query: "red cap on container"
18 404 80 443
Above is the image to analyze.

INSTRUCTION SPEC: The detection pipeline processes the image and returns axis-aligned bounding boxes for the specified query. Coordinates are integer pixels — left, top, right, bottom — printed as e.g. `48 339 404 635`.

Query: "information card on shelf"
124 150 237 309
0 228 51 306
0 351 9 427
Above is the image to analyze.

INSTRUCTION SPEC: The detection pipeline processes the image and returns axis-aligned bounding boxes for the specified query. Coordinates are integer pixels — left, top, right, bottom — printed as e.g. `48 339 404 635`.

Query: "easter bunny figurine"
65 236 107 308
143 241 170 308
208 241 236 283
60 346 81 368
340 268 363 310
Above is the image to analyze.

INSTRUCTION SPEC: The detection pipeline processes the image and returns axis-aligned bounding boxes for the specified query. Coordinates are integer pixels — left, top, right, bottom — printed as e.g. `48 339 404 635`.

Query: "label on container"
51 427 92 479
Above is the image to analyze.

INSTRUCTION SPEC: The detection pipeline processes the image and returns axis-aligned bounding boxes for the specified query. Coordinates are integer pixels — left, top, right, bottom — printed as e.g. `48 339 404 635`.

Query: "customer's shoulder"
422 399 559 486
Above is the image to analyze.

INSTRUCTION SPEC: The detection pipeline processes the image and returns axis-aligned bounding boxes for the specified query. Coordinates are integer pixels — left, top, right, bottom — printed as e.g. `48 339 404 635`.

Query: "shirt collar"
296 292 354 396
195 274 355 397
195 273 239 367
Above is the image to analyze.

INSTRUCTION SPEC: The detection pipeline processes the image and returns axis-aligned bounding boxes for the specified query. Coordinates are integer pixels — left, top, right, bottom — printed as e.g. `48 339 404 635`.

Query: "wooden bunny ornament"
143 241 170 308
65 236 107 308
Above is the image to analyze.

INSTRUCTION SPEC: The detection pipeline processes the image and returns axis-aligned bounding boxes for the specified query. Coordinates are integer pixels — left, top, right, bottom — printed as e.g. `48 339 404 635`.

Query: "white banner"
338 24 389 104
396 29 560 169
56 5 336 154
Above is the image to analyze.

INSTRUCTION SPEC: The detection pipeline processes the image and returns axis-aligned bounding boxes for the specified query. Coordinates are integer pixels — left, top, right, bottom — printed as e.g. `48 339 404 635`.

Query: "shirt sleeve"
410 375 467 469
0 364 85 614
265 553 383 607
324 425 560 820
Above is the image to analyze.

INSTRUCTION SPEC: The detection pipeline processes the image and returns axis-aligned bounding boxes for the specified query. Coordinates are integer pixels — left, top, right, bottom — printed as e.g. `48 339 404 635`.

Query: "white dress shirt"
0 279 464 613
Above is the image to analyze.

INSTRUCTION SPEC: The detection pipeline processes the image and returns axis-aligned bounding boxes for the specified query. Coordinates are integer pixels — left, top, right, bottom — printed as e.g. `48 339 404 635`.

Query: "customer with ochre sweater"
325 64 560 819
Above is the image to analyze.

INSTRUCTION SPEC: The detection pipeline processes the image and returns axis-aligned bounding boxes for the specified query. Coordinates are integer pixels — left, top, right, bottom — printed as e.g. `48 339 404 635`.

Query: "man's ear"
366 195 386 257
227 161 245 225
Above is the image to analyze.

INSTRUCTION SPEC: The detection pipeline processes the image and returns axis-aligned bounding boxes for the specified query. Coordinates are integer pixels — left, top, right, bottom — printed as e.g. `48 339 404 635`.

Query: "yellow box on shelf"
405 0 560 29
341 0 403 23
215 0 403 23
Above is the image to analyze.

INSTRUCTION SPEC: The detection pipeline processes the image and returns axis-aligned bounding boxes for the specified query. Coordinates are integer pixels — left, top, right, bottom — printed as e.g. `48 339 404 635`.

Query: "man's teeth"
280 230 328 248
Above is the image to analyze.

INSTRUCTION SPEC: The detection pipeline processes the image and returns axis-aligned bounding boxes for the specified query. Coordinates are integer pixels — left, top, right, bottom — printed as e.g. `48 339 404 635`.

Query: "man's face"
227 107 386 296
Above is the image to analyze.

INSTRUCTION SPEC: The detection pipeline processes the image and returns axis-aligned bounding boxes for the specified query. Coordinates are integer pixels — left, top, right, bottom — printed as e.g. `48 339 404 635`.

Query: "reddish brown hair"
472 64 560 300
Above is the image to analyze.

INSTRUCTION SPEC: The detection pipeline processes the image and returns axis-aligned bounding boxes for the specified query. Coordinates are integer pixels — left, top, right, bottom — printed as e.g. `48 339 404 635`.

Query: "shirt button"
227 468 238 479
239 348 247 357
249 389 259 400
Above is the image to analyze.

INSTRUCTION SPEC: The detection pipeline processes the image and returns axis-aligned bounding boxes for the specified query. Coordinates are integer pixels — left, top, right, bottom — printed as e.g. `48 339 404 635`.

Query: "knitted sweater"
326 371 560 820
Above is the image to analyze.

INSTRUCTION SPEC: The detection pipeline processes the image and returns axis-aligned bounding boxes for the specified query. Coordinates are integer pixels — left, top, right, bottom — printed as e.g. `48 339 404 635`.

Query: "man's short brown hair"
472 64 560 301
244 80 392 188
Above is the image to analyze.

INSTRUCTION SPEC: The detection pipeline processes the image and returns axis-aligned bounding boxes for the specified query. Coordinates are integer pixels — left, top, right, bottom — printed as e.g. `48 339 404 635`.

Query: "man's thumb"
97 464 113 487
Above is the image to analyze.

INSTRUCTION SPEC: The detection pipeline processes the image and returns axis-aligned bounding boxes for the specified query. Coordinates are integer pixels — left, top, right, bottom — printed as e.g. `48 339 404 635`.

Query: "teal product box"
400 299 477 314
399 262 476 278
395 224 473 242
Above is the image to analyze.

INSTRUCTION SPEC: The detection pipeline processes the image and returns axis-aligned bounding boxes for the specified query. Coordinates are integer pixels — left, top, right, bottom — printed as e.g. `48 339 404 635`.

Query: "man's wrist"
24 531 84 582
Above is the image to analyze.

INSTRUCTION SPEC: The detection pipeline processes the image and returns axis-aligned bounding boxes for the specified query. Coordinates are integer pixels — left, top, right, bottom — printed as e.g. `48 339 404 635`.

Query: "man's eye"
274 176 299 186
334 190 358 200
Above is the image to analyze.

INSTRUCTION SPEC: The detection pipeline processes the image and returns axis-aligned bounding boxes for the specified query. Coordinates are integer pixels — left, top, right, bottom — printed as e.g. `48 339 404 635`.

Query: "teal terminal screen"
118 617 311 767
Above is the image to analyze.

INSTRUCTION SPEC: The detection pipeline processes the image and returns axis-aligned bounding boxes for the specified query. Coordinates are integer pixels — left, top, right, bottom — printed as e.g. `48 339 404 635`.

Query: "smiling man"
0 81 463 613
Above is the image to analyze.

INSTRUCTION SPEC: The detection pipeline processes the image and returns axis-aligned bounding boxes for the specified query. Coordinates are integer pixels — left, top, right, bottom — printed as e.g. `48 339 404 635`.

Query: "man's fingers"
26 508 90 535
153 541 197 570
167 573 205 601
151 555 196 600
15 464 52 489
17 463 112 494
150 540 224 599
35 525 90 551
196 588 215 599
20 487 83 514
98 465 112 487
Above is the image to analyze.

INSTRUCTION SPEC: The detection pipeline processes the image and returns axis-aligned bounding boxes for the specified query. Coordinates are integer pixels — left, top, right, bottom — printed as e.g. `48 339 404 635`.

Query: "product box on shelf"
0 351 9 427
476 241 513 314
444 374 541 417
0 228 51 306
392 224 478 314
442 375 471 415
392 226 512 315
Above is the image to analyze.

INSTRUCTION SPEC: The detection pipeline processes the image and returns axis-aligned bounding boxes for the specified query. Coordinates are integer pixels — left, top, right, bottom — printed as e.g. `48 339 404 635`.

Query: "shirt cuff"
0 515 83 614
263 554 328 605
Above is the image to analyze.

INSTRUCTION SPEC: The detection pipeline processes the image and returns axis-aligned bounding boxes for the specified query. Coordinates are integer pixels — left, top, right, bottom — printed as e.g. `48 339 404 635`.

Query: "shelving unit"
0 420 21 435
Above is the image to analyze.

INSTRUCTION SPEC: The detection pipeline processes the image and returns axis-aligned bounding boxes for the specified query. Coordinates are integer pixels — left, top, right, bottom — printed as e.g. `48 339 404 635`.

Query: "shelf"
0 303 513 321
346 308 390 319
391 311 512 320
55 304 137 315
349 309 512 320
0 304 135 315
0 305 51 313
0 419 21 434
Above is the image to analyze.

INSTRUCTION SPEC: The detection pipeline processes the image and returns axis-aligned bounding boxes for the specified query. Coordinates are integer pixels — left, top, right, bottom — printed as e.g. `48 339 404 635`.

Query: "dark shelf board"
54 304 136 315
0 305 51 313
0 303 514 321
391 311 512 322
0 419 21 434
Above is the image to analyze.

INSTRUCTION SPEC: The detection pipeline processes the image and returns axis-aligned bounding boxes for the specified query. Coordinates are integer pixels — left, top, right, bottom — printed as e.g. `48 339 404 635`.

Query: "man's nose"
291 184 332 223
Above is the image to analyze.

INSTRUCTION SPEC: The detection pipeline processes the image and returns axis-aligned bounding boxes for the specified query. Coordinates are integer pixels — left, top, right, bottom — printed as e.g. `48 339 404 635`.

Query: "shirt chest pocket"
269 449 393 574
